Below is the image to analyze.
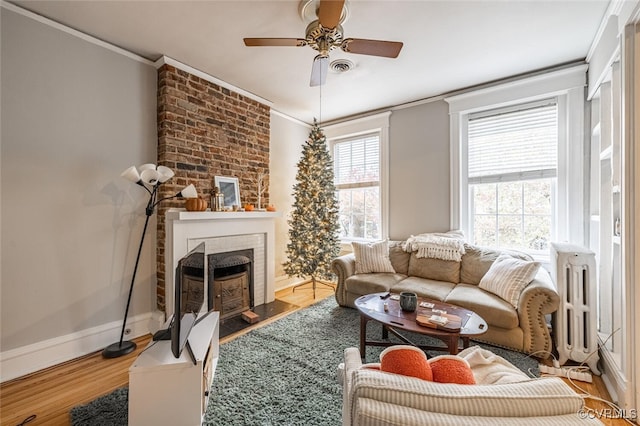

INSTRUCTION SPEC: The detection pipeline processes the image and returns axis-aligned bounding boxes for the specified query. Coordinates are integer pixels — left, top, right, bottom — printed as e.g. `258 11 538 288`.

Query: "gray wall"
269 100 452 270
1 9 157 352
389 101 451 240
269 113 309 279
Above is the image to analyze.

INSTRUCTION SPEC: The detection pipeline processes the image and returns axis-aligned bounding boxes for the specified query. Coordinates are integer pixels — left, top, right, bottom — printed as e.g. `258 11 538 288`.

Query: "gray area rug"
70 297 539 425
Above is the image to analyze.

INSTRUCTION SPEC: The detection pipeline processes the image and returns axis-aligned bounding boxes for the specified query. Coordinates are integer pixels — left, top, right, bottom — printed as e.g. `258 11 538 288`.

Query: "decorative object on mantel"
185 197 208 211
210 186 225 212
266 205 276 212
103 164 197 359
214 176 241 210
257 173 267 210
284 120 340 298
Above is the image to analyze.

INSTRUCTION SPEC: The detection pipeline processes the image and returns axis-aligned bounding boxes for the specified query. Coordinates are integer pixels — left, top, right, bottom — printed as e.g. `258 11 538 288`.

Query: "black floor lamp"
102 164 198 359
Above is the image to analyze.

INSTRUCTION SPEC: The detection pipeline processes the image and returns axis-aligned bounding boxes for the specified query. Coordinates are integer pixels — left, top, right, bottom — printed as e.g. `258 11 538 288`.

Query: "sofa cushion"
352 240 395 274
460 244 532 285
345 273 407 295
392 276 456 302
479 254 541 308
408 252 460 283
445 284 519 329
388 241 410 275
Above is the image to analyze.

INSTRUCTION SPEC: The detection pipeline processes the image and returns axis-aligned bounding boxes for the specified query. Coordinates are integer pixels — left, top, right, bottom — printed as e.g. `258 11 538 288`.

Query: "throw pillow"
352 240 396 274
429 355 476 384
379 345 433 381
479 254 541 308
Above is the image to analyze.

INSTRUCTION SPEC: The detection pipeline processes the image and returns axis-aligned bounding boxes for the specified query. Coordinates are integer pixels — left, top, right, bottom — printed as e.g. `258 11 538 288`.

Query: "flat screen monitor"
171 242 205 359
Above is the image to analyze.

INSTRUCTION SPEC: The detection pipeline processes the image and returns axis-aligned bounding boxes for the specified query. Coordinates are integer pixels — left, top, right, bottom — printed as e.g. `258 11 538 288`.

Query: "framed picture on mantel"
214 176 241 209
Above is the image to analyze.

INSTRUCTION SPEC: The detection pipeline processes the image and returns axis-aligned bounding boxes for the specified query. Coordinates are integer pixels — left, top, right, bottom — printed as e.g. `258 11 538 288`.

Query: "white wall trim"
588 45 620 101
274 275 312 291
271 109 312 128
1 0 154 66
445 65 588 114
448 112 462 232
599 346 628 406
391 95 447 112
623 20 640 414
586 0 626 63
322 111 392 135
563 87 587 245
0 312 152 383
155 56 273 108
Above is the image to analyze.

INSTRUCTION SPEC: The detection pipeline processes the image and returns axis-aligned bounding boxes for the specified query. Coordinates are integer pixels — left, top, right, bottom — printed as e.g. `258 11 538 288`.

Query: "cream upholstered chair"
338 346 603 426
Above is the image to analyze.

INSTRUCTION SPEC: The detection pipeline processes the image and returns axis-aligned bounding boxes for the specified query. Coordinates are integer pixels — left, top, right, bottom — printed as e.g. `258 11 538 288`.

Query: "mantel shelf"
166 208 282 221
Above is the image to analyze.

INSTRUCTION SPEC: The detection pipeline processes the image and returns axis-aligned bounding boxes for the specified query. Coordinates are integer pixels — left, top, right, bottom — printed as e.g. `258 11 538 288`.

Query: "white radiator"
550 242 600 374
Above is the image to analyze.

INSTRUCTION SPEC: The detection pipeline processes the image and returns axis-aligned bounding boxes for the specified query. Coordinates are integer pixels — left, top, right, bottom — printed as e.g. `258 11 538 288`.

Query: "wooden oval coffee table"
354 292 487 359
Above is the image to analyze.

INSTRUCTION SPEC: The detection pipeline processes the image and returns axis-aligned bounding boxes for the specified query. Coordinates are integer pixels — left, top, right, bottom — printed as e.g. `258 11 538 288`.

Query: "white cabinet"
128 312 219 426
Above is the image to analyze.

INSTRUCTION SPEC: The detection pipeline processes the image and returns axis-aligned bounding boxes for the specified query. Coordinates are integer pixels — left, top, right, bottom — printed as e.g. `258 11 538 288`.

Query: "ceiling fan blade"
310 55 329 87
318 0 345 29
341 38 403 58
244 38 306 47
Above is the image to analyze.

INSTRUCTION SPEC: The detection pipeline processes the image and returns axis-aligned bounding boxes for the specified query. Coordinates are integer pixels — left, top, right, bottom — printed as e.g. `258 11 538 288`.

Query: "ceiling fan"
243 0 403 86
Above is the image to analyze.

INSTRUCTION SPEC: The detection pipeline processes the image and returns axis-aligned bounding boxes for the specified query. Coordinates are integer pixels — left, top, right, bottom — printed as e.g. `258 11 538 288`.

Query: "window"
446 66 587 261
467 102 557 254
333 133 381 240
324 111 390 244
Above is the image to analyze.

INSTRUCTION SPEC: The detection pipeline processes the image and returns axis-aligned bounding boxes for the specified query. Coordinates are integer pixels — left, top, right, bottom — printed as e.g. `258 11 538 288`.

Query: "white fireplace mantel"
164 209 281 318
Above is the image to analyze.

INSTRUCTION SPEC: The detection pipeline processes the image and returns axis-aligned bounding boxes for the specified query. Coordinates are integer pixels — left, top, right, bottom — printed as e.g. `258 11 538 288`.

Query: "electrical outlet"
538 363 593 383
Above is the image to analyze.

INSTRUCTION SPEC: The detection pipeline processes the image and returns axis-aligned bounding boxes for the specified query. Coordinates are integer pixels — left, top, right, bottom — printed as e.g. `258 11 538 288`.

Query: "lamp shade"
121 166 141 183
140 169 161 186
157 166 175 183
179 184 198 199
138 163 156 172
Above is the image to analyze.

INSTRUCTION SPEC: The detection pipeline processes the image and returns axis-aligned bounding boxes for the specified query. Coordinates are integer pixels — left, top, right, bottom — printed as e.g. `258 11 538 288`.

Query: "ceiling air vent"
330 59 354 73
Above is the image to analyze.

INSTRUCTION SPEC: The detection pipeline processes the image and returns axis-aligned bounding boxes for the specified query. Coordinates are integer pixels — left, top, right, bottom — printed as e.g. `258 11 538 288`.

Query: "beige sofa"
331 241 560 357
338 346 603 425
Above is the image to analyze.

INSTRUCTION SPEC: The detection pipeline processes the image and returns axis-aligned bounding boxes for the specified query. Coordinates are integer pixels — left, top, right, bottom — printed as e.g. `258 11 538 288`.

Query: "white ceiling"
11 0 610 124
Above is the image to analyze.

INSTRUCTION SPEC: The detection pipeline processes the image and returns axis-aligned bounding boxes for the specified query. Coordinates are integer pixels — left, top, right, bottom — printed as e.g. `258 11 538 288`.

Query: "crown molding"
270 109 312 128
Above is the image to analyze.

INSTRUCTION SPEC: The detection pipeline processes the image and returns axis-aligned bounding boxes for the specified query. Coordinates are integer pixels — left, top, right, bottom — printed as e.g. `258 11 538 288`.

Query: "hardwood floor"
0 284 631 425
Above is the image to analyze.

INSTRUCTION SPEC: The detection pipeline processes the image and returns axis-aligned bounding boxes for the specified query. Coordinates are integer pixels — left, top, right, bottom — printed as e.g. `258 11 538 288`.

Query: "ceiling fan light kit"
243 0 403 86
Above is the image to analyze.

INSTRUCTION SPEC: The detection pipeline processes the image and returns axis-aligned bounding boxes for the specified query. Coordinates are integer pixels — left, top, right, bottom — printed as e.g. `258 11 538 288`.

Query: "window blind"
468 102 558 184
333 134 380 188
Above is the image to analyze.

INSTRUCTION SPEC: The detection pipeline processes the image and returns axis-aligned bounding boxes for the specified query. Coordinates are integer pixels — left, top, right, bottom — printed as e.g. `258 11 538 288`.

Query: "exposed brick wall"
155 64 270 312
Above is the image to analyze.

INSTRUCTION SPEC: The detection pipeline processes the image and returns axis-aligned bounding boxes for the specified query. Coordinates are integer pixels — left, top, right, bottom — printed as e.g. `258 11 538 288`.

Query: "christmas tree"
284 120 340 298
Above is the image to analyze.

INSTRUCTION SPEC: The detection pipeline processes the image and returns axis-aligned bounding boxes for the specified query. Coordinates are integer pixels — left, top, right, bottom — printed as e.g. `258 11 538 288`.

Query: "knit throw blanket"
404 231 466 262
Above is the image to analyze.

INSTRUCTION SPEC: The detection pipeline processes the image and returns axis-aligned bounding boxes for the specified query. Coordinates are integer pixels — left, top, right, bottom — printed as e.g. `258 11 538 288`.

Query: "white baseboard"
275 275 337 292
599 345 630 407
275 275 309 291
0 312 152 383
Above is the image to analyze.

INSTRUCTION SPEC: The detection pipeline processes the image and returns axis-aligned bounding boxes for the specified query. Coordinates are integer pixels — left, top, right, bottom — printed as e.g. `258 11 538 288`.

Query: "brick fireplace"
154 57 271 313
164 210 279 320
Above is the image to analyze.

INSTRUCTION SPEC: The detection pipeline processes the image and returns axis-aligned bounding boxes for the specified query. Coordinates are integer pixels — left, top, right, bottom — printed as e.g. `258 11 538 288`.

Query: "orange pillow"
428 355 476 384
379 346 433 381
